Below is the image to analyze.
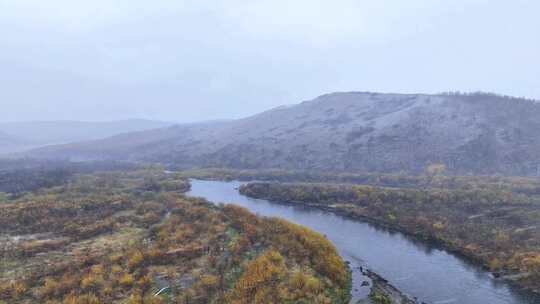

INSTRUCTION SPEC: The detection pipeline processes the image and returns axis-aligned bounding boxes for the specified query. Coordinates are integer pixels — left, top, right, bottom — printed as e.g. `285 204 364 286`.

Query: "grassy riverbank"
180 168 540 195
240 181 540 294
0 169 350 303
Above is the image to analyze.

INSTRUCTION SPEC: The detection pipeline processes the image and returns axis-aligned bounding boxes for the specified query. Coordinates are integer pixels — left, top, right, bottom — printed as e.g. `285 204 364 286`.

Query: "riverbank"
239 182 540 295
357 270 418 304
187 178 540 303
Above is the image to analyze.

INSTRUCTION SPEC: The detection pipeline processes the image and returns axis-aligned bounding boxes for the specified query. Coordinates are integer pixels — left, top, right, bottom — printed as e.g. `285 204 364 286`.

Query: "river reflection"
187 179 540 304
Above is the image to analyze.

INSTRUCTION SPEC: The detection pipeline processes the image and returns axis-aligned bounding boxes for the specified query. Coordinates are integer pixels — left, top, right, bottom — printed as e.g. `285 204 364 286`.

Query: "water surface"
187 179 540 304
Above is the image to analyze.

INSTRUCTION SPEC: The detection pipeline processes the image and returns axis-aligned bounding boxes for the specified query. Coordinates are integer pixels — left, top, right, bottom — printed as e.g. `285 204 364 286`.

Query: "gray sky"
1 0 539 123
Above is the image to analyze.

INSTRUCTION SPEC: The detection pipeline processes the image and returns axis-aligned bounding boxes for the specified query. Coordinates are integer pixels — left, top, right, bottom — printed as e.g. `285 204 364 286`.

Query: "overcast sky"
1 0 539 123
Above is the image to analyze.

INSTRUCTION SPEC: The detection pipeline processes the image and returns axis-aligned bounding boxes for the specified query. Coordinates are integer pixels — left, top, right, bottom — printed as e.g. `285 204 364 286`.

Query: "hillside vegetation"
0 159 138 196
30 92 540 176
240 181 540 293
0 169 350 304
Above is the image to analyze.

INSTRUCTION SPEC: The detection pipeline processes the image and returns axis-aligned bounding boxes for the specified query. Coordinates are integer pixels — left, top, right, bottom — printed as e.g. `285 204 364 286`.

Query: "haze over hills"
0 131 28 154
0 131 19 143
0 131 19 146
28 92 540 176
0 119 173 155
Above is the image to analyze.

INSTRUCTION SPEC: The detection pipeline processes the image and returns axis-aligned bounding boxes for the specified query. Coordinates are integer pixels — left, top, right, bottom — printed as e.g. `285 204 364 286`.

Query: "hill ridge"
26 92 540 176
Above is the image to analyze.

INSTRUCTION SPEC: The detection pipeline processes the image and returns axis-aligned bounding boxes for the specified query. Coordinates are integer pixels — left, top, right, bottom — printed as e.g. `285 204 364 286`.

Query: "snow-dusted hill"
28 92 540 175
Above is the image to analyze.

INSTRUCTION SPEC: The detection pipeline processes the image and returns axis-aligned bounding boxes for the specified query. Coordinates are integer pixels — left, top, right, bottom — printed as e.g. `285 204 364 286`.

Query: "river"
186 179 540 304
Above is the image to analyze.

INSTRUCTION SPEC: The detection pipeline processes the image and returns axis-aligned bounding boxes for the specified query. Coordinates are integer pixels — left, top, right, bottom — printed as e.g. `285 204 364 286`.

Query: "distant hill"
0 119 173 145
28 92 540 176
0 131 18 143
0 131 31 154
0 119 173 155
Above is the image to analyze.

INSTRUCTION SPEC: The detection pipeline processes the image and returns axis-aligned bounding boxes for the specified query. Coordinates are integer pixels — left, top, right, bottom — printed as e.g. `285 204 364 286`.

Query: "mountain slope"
29 92 540 176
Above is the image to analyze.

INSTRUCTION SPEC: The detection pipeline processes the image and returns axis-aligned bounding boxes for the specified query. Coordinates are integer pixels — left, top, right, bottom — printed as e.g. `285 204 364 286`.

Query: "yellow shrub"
40 278 60 299
126 292 143 304
128 250 145 270
0 280 27 299
200 274 219 288
118 273 135 287
137 274 152 291
80 273 103 291
229 250 286 303
90 265 104 275
290 271 322 294
62 293 102 304
109 253 123 264
111 265 123 275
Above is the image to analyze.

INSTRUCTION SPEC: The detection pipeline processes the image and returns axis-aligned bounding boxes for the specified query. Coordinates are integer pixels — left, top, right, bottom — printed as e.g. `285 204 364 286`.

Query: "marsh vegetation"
0 169 350 304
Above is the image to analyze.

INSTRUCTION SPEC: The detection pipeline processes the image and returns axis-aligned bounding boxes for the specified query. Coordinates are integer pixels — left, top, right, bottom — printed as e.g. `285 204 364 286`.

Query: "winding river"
187 179 540 304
